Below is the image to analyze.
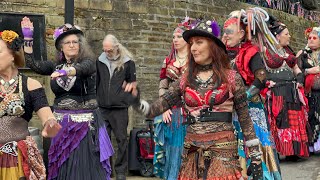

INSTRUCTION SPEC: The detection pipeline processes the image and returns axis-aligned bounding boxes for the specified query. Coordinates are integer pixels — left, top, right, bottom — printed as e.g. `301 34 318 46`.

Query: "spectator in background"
96 34 137 180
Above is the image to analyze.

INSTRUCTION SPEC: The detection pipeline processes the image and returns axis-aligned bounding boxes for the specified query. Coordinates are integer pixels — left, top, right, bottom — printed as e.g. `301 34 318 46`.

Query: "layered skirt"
153 107 186 180
48 109 114 180
179 122 242 180
0 136 46 180
233 98 282 180
266 83 309 157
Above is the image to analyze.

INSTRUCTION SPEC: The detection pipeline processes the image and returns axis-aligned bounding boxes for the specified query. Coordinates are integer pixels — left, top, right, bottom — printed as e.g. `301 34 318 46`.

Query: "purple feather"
210 21 221 37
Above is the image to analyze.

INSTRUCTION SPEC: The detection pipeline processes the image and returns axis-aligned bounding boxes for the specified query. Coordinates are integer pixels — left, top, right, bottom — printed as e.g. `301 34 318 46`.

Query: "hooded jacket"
96 52 136 108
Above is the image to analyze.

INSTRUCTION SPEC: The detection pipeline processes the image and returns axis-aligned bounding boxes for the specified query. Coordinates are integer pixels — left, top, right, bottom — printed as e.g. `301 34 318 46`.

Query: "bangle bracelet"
245 138 260 147
24 40 33 47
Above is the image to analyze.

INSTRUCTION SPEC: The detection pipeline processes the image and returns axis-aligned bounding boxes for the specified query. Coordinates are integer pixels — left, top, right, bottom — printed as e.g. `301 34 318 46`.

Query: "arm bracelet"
245 138 260 147
24 40 33 47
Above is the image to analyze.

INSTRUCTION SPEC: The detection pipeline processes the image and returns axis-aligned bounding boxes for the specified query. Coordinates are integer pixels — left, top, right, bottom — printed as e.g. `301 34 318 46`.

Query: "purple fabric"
99 126 114 180
48 110 90 180
57 69 67 76
22 27 33 38
309 135 320 153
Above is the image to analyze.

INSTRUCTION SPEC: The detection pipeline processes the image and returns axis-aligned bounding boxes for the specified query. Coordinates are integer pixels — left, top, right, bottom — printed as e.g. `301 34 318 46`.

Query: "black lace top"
25 53 96 107
0 74 49 121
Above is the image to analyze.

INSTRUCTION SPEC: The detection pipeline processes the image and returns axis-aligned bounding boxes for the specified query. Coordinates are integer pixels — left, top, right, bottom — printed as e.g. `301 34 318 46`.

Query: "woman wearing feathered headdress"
222 8 281 180
153 17 191 180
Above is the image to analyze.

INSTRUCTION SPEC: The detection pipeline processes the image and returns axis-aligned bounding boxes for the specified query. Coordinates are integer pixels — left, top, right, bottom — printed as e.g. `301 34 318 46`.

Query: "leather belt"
183 109 232 125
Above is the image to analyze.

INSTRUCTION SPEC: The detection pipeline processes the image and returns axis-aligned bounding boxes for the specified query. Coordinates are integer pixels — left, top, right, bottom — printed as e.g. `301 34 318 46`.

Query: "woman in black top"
0 28 60 179
22 17 114 180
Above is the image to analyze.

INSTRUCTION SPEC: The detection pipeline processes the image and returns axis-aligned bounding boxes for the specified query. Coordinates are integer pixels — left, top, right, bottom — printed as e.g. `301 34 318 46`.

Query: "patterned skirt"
179 129 242 180
0 136 46 180
48 109 114 180
153 107 186 180
233 98 282 180
266 83 309 157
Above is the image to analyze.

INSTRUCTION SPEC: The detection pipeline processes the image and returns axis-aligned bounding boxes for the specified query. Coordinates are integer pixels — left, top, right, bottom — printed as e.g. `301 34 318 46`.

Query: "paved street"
115 154 320 180
280 155 320 180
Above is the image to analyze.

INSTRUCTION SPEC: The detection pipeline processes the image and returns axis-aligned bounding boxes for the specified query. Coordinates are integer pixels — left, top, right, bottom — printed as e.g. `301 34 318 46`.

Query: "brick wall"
0 0 316 130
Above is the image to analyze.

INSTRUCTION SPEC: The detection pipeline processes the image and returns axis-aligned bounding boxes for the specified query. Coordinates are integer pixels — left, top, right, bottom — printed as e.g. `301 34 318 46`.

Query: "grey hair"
103 34 134 71
56 34 95 63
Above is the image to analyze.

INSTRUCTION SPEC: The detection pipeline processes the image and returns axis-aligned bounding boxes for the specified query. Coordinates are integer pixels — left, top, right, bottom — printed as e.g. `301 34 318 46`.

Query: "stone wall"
0 0 315 130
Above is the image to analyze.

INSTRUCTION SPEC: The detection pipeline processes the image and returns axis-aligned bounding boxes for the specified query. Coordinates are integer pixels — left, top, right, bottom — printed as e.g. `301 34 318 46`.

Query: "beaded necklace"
0 75 19 98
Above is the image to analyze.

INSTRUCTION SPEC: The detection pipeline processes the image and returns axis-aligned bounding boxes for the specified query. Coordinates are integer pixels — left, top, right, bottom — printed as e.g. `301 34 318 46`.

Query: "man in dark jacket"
96 34 136 180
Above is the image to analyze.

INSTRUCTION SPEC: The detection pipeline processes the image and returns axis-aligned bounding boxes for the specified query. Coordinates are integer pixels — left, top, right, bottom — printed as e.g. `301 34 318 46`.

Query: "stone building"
0 0 317 130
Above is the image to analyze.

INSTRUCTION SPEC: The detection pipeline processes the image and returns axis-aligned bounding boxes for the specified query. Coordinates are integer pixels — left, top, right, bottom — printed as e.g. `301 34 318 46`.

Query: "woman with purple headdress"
153 17 190 179
126 18 263 180
21 17 114 180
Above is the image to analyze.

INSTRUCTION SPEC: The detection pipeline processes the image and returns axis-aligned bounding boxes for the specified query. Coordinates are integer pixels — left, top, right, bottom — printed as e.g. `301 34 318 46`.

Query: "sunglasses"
308 36 318 40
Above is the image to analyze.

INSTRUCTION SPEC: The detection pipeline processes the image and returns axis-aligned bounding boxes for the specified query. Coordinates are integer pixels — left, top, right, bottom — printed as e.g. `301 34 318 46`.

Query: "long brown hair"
183 37 230 90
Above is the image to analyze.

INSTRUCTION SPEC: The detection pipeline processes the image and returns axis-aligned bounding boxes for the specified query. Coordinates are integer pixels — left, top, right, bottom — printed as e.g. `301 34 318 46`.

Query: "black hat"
183 19 226 53
268 15 287 36
53 23 83 50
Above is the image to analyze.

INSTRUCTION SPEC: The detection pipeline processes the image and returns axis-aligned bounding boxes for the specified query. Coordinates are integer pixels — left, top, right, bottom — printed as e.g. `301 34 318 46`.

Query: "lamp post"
65 0 74 24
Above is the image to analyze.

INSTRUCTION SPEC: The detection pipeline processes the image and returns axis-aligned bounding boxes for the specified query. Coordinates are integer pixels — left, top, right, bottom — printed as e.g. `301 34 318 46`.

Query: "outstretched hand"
123 81 138 97
21 16 34 40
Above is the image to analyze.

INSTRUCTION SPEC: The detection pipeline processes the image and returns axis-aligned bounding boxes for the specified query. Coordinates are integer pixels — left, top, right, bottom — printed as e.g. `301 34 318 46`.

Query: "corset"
184 84 229 108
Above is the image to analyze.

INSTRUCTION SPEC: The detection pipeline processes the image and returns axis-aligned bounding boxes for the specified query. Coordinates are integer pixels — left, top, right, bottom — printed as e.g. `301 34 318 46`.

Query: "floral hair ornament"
174 16 193 35
53 23 83 50
304 27 313 39
183 18 226 53
0 30 24 51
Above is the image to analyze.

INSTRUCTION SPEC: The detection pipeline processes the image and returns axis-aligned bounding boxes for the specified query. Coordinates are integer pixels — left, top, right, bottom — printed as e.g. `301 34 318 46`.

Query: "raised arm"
22 16 56 75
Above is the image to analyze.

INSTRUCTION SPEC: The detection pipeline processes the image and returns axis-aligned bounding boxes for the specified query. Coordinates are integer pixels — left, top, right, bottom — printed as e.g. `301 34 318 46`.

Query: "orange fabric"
0 149 25 180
